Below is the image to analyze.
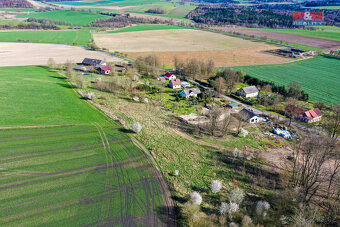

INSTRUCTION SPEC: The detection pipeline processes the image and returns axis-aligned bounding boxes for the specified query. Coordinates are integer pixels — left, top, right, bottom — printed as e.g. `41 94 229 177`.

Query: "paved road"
180 75 310 131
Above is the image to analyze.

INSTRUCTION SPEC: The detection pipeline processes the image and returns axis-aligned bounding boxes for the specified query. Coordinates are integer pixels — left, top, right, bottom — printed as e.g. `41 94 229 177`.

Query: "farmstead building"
82 58 106 66
169 79 181 89
237 86 259 98
303 108 323 123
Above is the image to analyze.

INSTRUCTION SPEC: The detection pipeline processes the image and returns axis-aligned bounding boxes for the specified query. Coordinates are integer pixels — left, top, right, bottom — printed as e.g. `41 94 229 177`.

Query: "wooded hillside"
0 0 33 8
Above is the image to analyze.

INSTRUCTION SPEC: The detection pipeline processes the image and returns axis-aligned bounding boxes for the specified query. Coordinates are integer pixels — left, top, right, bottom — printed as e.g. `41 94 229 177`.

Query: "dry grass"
127 46 288 67
0 42 123 67
94 29 287 66
94 29 274 52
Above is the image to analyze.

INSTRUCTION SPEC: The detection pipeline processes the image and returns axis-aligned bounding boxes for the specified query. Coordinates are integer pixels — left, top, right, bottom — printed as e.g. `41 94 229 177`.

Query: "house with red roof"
164 72 176 80
169 79 181 89
302 108 323 123
97 65 112 75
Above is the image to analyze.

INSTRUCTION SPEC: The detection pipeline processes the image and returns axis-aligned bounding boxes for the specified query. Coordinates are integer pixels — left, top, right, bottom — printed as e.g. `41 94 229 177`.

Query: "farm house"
303 108 323 123
181 88 201 99
239 109 261 124
164 72 176 80
169 79 181 89
97 65 111 75
237 86 259 98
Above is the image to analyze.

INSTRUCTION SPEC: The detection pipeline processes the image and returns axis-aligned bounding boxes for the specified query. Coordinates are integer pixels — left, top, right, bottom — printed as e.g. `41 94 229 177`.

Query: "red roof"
304 108 322 120
164 72 173 78
100 65 111 71
170 79 181 85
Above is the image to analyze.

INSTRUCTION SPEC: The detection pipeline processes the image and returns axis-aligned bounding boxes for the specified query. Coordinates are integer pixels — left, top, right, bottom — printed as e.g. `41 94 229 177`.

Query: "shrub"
229 188 245 205
132 122 142 133
190 192 202 205
86 92 95 100
256 200 270 216
210 180 222 193
220 202 239 215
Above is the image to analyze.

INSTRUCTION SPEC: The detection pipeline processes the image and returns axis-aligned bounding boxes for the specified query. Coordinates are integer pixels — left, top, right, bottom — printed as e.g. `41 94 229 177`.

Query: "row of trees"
174 57 215 80
0 0 33 8
145 8 167 14
187 6 293 28
90 14 176 28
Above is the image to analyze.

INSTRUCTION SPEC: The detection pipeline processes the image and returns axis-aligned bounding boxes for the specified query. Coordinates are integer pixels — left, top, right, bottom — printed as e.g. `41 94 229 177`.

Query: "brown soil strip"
217 27 340 50
126 46 288 67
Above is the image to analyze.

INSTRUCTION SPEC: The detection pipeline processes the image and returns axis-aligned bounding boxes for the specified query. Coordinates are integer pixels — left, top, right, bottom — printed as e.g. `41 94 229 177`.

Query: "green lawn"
0 29 92 46
109 24 189 33
0 66 169 226
252 26 340 42
233 56 340 104
17 10 110 26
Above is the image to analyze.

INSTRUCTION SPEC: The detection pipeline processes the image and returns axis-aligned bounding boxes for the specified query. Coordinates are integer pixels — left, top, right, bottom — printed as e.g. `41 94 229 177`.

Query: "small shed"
226 103 238 109
181 82 190 88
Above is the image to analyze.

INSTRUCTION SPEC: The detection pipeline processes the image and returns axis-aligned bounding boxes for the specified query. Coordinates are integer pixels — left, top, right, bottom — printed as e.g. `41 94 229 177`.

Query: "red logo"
293 11 324 21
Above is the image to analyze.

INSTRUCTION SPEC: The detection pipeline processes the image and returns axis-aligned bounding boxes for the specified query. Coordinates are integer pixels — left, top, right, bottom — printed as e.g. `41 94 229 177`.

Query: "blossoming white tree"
210 180 222 193
190 192 202 205
132 122 142 133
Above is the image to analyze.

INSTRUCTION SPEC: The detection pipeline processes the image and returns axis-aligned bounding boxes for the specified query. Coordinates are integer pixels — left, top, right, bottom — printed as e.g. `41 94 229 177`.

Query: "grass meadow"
253 26 340 41
0 66 170 226
0 29 92 46
233 56 340 104
17 10 110 26
52 0 196 19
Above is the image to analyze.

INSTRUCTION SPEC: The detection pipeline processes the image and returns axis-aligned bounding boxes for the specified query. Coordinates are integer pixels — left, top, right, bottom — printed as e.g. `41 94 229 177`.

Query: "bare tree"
207 104 222 136
216 77 225 96
65 60 74 78
47 58 56 69
291 128 337 204
324 104 340 139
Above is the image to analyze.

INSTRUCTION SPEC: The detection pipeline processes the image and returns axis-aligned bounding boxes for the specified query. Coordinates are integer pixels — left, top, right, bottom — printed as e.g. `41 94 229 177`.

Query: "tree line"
0 18 61 30
0 0 33 8
187 6 293 28
90 14 177 28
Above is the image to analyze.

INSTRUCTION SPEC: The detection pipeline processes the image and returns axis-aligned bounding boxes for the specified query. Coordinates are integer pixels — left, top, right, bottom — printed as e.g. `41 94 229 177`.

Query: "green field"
0 8 37 12
253 26 340 42
0 66 171 226
305 6 340 10
109 24 189 33
0 19 21 25
233 56 340 104
17 10 110 26
52 0 196 19
0 29 92 46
